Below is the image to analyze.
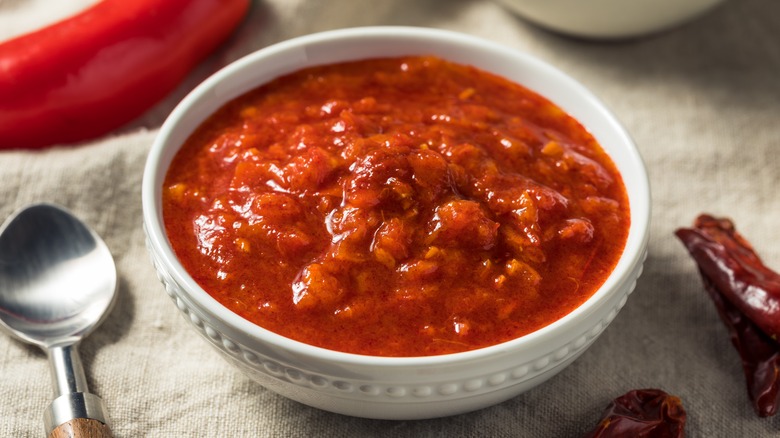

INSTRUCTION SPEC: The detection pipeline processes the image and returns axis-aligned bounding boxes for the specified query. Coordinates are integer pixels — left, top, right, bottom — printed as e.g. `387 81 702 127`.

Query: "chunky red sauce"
163 56 630 357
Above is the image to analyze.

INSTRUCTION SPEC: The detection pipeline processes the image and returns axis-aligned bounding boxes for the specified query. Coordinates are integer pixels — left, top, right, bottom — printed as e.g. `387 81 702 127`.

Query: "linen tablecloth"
1 0 779 436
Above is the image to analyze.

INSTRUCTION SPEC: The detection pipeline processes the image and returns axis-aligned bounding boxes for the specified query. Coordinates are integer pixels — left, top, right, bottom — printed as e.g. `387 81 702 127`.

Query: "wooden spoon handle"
44 392 112 438
48 418 113 438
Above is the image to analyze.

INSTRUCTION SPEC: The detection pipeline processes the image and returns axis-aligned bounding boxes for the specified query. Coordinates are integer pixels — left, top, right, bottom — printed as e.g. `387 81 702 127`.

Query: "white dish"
495 0 725 39
142 26 651 420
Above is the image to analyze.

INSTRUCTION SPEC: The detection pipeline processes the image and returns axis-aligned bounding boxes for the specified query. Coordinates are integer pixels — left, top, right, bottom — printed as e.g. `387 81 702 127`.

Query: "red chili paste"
163 56 630 357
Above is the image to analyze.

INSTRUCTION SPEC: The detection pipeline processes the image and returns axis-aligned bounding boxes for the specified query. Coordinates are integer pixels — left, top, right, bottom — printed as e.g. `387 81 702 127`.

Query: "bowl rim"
142 25 651 368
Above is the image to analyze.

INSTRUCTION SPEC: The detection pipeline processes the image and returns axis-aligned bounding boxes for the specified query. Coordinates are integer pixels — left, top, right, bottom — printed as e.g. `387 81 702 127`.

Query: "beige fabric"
2 0 779 436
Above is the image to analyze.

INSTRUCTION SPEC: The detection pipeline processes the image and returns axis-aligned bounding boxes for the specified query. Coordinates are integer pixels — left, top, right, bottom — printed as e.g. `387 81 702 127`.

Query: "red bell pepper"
0 0 250 149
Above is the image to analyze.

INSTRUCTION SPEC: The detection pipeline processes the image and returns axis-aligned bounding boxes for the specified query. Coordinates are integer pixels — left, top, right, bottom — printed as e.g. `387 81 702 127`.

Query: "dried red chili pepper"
676 215 780 417
0 0 250 149
675 215 780 340
582 389 686 438
699 272 780 417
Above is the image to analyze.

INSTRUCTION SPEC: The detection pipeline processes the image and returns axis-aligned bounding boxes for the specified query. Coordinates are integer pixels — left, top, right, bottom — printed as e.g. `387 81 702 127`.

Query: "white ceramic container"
495 0 725 39
142 26 651 420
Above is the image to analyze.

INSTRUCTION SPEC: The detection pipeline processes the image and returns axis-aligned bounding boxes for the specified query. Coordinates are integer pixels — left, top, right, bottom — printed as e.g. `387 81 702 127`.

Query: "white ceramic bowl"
142 26 650 420
495 0 725 39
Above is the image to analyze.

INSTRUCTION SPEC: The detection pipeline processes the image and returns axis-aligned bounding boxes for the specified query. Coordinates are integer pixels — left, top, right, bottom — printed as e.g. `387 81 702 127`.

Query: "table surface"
1 0 779 436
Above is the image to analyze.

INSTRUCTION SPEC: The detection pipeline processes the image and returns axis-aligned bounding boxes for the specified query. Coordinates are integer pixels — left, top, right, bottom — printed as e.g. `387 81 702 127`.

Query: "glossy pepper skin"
675 215 780 340
0 0 250 149
582 389 686 438
700 272 780 417
676 215 780 417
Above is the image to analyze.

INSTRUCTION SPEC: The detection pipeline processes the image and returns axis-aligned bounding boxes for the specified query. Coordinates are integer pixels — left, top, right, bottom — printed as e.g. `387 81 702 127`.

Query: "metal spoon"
0 203 116 438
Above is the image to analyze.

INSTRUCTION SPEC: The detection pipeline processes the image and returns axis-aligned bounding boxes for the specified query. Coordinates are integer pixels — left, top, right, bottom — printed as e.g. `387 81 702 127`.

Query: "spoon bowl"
0 203 116 437
0 203 116 347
